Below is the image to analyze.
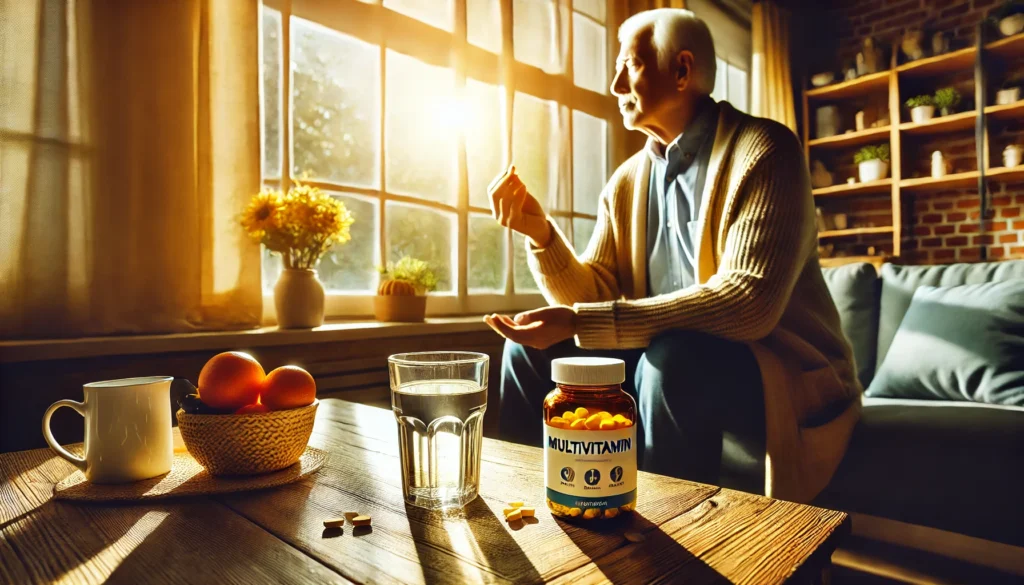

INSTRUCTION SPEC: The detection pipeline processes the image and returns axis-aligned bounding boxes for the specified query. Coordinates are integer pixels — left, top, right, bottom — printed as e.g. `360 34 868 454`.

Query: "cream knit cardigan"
526 102 863 503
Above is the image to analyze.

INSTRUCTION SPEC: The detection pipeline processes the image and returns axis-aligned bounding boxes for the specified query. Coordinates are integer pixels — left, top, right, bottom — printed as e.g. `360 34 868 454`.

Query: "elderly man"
484 9 861 503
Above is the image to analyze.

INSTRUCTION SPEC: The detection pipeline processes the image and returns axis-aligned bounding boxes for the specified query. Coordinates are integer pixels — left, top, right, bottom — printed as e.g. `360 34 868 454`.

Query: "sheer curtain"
0 0 262 339
751 0 796 131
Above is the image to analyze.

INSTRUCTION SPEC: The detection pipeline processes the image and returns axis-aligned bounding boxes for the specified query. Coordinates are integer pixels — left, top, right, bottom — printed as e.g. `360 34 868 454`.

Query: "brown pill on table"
351 515 372 526
323 518 346 528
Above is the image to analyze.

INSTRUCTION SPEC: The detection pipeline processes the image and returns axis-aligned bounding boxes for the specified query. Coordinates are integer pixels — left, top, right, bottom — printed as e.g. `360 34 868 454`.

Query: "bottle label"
543 425 637 509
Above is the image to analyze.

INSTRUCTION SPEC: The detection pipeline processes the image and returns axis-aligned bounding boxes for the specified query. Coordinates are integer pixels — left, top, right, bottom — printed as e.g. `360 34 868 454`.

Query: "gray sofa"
725 260 1024 549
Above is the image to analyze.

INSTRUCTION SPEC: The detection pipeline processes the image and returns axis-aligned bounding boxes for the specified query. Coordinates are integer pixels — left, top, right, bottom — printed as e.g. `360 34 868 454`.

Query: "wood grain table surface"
0 398 850 585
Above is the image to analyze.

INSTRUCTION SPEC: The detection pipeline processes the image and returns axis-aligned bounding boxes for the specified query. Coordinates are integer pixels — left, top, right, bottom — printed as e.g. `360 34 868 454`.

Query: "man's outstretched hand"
488 164 552 248
484 306 577 349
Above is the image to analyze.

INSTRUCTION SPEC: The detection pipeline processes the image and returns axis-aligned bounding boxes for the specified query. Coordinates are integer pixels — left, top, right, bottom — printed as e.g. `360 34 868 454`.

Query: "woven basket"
176 400 318 476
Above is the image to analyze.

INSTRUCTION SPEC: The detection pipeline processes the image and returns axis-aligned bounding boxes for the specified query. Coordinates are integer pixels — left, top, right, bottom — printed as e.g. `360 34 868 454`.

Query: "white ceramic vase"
1004 145 1023 168
858 159 889 183
910 105 935 124
996 87 1020 105
274 269 325 329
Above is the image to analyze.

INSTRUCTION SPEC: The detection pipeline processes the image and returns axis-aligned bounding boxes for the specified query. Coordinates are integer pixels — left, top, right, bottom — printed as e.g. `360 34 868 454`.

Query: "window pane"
513 92 561 211
261 8 282 178
468 0 501 53
573 217 596 255
573 13 606 94
553 215 570 239
292 18 380 187
262 247 283 293
319 195 379 292
712 56 727 103
386 51 457 204
728 64 748 113
572 110 606 215
514 0 560 73
513 237 539 292
468 214 506 292
383 0 453 31
467 79 504 209
574 0 605 23
386 202 454 292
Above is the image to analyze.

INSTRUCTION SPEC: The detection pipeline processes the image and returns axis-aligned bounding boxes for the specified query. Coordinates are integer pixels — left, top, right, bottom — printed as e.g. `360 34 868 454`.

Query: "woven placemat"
54 446 327 502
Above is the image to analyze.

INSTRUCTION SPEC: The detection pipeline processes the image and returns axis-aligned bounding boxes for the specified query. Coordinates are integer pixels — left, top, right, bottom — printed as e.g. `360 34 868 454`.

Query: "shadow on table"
557 512 728 584
404 498 542 583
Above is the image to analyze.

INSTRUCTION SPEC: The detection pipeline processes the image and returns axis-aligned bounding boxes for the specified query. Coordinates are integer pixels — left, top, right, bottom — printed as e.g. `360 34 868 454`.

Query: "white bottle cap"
551 357 625 387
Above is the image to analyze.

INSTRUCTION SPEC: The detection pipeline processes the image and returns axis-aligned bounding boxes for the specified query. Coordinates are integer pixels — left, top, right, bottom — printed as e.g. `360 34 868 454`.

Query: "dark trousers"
498 330 765 486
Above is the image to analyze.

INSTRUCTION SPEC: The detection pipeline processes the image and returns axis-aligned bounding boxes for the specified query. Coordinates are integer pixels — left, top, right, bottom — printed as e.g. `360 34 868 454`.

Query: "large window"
712 55 748 113
260 0 618 317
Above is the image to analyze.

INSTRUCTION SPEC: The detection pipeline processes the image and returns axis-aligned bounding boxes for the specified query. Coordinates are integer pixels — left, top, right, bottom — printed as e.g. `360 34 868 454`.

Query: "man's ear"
676 50 696 91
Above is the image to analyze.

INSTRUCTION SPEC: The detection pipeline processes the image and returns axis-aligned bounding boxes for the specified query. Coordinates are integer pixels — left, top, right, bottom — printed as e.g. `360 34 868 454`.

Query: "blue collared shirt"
646 101 718 296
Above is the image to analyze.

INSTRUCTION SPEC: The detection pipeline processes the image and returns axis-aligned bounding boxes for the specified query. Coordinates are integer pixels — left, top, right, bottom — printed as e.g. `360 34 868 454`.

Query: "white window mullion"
455 0 469 311
500 0 515 297
281 0 293 193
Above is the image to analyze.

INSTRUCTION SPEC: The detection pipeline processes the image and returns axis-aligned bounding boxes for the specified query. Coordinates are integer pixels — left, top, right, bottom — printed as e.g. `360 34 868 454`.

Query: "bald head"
618 9 717 95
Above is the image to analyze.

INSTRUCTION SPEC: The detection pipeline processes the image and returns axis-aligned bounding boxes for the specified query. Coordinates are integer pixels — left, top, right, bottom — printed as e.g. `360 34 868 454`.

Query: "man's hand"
484 306 577 349
488 164 552 248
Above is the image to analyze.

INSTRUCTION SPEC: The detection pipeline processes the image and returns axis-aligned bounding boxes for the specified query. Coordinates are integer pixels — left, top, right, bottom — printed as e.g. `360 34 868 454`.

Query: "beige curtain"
0 0 262 339
751 0 796 132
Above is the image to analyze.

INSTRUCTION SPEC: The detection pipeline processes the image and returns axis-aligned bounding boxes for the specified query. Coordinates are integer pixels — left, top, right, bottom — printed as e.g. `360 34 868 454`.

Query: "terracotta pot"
374 295 427 323
274 269 325 329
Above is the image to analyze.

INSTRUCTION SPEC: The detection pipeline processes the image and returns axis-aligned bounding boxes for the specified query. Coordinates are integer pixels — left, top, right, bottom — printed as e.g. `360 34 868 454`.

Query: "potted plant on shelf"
854 144 890 183
934 87 962 116
241 181 355 329
374 256 438 322
906 95 936 123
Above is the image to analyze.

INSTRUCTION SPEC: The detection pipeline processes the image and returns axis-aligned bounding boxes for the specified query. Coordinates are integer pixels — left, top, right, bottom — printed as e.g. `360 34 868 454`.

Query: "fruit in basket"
262 366 317 411
236 401 271 414
197 351 266 410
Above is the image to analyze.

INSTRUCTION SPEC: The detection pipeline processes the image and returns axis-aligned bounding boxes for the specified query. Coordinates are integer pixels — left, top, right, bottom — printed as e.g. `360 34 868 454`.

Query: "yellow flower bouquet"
241 181 355 270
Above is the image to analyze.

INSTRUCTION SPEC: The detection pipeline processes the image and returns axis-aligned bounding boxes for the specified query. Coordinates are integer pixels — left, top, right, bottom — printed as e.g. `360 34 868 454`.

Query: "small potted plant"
906 95 936 123
241 181 355 329
997 78 1021 105
933 87 962 116
374 256 437 322
854 144 890 183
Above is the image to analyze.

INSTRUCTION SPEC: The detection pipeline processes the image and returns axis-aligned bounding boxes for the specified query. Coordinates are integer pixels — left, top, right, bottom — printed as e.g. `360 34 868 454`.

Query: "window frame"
259 0 625 322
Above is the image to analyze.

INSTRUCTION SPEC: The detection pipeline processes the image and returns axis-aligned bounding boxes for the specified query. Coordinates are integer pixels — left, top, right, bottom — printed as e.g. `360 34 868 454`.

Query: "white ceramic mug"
42 377 174 483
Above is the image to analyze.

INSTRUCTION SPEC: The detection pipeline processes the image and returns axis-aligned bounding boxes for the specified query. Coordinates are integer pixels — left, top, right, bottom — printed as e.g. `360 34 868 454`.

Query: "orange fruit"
198 351 265 410
262 366 316 411
235 402 270 415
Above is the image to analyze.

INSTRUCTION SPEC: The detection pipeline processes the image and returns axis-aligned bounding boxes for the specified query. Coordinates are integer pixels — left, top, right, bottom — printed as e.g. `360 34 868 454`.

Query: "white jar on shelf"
858 159 889 183
1004 144 1022 168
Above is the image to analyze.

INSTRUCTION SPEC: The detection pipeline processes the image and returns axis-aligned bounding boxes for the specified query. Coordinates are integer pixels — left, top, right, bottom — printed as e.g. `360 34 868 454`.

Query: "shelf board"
985 32 1024 60
896 46 976 78
819 226 894 239
900 170 981 192
899 110 977 136
806 70 890 101
984 100 1024 121
809 126 890 150
812 179 892 197
819 255 887 268
985 166 1024 181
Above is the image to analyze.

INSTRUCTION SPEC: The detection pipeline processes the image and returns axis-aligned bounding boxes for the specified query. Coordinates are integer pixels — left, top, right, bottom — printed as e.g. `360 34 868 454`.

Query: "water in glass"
389 352 488 510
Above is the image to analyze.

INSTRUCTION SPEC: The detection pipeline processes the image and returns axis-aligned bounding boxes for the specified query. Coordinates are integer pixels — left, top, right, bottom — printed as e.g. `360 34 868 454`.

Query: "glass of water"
389 351 488 510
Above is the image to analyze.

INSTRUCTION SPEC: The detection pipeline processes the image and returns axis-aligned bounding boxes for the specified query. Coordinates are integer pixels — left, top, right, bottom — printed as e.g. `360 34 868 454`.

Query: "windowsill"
0 317 493 364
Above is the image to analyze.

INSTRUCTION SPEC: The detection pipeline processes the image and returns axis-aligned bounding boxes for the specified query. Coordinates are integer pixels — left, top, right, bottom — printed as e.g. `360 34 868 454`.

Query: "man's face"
610 29 677 132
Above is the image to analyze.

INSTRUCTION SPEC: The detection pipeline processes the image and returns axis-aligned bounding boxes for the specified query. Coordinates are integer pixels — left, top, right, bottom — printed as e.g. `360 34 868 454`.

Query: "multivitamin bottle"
543 357 637 520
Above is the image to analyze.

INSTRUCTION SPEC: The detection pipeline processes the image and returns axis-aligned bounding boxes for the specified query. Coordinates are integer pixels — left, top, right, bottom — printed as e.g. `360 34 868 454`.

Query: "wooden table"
1 399 849 584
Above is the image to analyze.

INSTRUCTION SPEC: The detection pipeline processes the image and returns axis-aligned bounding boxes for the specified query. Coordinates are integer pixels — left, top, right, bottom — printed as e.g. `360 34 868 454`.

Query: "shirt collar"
645 98 719 170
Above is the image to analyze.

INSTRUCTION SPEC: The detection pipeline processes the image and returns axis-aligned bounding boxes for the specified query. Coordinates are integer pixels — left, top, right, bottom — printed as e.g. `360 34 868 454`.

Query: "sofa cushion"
866 281 1024 406
876 260 1024 371
814 397 1024 547
822 262 880 388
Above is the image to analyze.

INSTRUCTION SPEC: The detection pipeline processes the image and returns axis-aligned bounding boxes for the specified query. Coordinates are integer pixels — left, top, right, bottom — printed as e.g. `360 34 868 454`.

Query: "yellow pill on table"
323 517 345 528
562 411 577 422
583 508 601 519
598 411 612 420
351 515 372 527
549 416 567 428
508 501 524 508
503 507 519 516
569 507 583 517
506 509 522 522
599 419 616 431
574 407 589 419
520 507 535 517
570 419 587 430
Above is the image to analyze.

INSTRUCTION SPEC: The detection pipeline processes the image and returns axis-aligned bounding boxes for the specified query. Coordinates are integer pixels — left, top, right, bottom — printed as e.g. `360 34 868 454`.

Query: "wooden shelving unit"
803 30 1024 265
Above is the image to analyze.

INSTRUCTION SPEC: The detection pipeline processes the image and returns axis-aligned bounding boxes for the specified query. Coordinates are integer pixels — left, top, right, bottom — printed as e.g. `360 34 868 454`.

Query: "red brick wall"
806 0 1024 263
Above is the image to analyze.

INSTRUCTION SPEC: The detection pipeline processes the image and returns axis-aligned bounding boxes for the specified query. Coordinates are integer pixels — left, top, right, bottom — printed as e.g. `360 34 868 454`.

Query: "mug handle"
42 400 88 471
